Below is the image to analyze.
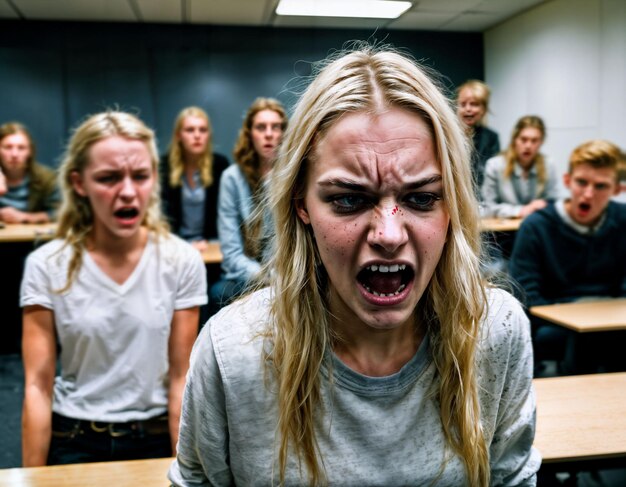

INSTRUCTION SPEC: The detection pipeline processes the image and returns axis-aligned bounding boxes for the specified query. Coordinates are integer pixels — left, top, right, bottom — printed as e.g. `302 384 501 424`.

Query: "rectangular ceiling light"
276 0 412 19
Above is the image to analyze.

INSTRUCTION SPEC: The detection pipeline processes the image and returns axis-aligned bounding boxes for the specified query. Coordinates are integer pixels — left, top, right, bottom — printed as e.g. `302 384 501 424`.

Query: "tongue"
365 273 403 294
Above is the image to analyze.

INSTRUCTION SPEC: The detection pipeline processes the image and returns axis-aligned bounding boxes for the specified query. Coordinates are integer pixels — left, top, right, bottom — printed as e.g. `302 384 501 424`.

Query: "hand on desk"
191 239 209 252
519 199 547 218
0 206 50 224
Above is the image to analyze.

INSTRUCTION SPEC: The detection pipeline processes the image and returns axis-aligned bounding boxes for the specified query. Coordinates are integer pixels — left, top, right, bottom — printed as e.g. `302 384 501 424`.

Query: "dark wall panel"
64 46 156 130
0 47 66 167
0 20 484 167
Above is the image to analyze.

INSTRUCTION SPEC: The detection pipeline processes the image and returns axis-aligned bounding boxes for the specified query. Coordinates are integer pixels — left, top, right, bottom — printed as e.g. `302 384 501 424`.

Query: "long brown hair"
233 98 287 259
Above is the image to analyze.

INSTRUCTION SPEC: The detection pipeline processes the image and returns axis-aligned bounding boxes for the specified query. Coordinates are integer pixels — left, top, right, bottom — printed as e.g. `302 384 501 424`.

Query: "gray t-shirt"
169 287 540 486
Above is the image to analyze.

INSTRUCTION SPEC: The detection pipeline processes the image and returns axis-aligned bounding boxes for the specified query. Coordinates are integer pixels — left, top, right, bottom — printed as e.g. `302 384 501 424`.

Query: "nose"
119 176 137 199
368 204 408 254
582 184 595 199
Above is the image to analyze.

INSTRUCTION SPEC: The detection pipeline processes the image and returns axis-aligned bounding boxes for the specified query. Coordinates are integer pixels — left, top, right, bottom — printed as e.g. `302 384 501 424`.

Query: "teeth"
362 283 406 297
366 264 406 273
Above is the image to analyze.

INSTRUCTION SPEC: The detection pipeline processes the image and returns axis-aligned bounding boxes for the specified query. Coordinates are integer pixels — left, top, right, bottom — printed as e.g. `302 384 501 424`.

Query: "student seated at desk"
509 139 626 372
160 106 230 250
0 122 59 223
481 115 559 219
209 98 287 312
456 80 500 194
20 111 207 466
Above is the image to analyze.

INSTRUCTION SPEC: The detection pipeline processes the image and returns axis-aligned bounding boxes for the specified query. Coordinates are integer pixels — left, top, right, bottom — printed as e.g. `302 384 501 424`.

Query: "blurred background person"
0 122 59 223
481 115 559 219
20 111 207 466
209 97 287 314
510 139 626 374
456 80 500 194
160 106 229 251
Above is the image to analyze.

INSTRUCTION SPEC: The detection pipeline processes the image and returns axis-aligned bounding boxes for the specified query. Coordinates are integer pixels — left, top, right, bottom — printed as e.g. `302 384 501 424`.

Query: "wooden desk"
0 457 173 486
534 372 626 464
0 223 57 243
201 241 222 265
530 298 626 333
3 372 626 484
480 217 522 232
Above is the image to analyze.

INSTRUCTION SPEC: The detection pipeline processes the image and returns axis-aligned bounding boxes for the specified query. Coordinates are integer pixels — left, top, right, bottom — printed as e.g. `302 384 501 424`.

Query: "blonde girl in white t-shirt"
20 111 207 466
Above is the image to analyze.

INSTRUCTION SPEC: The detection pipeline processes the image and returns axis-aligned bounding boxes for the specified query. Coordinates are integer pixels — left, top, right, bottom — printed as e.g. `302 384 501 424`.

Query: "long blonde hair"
55 111 169 292
503 115 546 187
266 47 489 486
167 106 214 188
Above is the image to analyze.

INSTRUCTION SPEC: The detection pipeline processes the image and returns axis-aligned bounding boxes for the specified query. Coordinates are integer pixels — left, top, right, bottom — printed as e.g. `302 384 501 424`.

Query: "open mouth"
114 207 139 220
357 264 414 297
578 202 591 213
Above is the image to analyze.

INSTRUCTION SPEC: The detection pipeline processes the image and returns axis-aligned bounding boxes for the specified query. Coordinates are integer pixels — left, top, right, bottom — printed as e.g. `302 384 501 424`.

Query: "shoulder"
219 164 249 198
221 163 244 181
30 162 56 184
197 288 272 376
477 125 499 142
608 201 626 221
483 126 499 139
485 154 505 169
24 239 70 277
27 238 67 262
30 162 55 176
209 288 271 345
480 287 532 358
154 232 201 262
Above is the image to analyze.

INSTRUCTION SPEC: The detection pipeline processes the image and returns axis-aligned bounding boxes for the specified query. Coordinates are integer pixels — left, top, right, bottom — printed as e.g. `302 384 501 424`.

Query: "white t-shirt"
20 232 208 422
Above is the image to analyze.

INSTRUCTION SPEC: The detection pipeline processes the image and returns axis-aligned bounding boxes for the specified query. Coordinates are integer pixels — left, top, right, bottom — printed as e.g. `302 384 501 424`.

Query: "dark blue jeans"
47 412 172 465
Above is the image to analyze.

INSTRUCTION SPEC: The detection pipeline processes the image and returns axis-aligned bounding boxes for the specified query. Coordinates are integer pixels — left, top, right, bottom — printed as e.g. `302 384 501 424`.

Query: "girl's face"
71 135 155 242
297 108 450 334
513 127 543 169
457 87 485 128
250 109 283 167
177 115 210 159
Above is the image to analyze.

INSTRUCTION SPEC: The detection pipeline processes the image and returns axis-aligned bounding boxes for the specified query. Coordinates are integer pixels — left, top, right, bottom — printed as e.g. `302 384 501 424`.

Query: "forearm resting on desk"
0 206 51 223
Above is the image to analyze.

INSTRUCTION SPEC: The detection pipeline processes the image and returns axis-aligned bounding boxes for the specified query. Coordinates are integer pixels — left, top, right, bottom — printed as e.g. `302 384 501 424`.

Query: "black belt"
52 412 170 438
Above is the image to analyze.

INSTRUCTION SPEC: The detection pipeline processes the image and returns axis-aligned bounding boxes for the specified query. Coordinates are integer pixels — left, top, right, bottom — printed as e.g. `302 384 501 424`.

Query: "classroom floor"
0 352 625 485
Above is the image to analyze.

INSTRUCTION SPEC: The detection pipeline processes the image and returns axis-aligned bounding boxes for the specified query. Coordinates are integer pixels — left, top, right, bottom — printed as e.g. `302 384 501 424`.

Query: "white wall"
485 0 626 196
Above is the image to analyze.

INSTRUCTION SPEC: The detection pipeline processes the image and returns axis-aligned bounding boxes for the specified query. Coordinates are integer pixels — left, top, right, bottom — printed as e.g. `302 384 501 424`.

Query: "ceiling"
0 0 549 32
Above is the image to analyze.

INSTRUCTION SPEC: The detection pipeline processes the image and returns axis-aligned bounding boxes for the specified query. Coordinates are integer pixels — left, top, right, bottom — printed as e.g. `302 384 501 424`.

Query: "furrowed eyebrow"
318 175 442 191
403 175 443 190
317 179 368 191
